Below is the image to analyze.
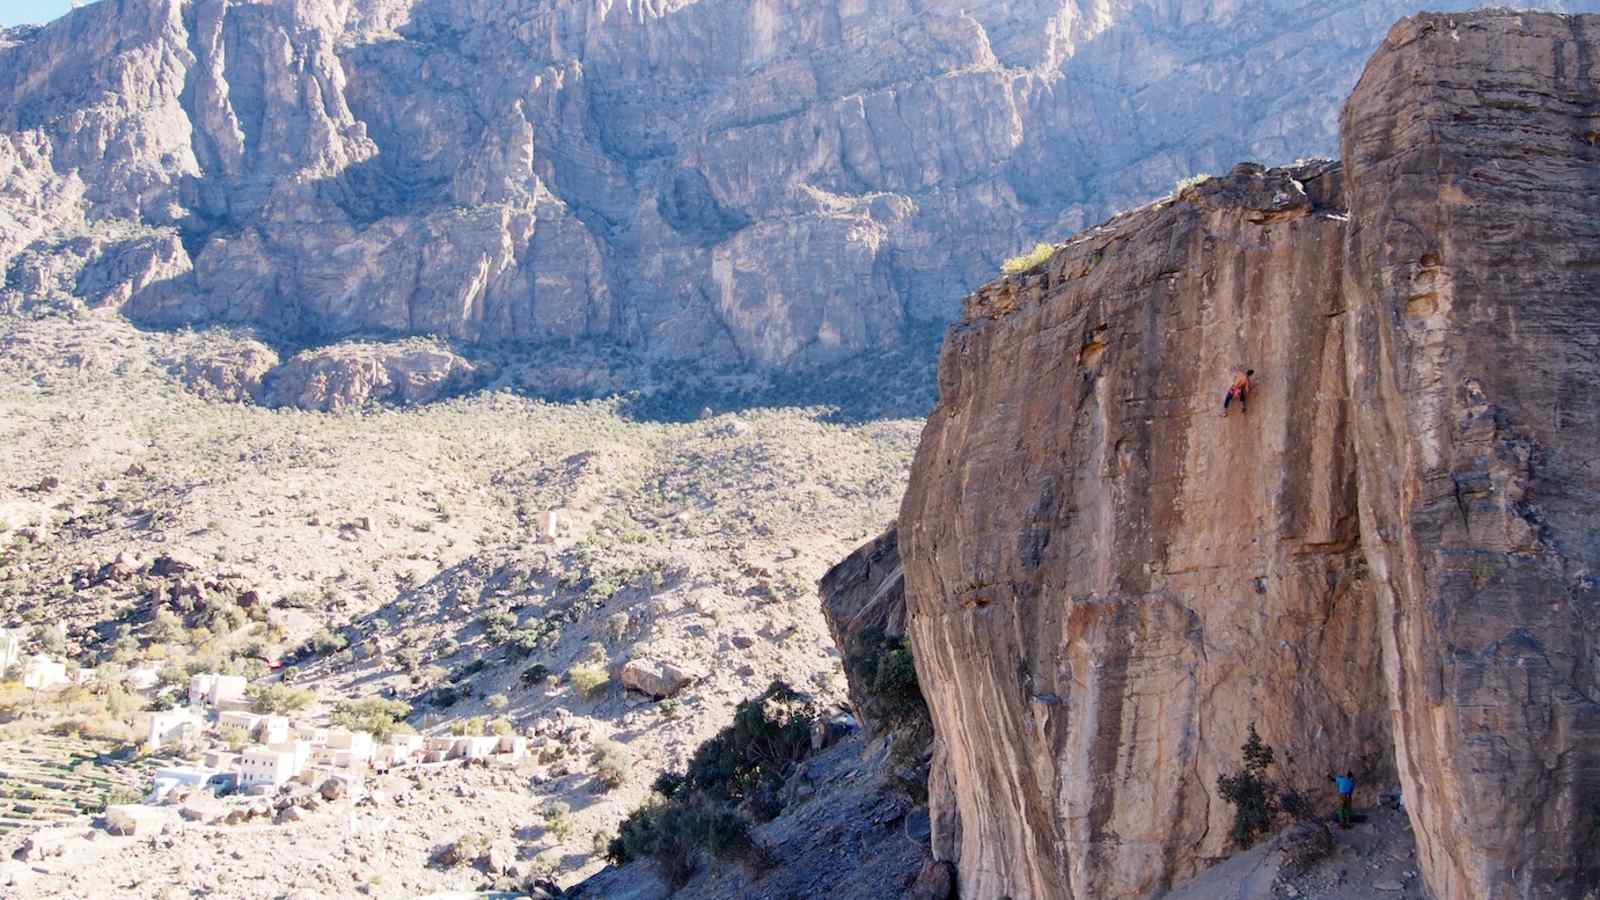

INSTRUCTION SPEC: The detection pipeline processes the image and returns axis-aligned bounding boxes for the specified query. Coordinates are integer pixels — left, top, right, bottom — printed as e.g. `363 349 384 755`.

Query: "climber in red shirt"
1222 368 1254 417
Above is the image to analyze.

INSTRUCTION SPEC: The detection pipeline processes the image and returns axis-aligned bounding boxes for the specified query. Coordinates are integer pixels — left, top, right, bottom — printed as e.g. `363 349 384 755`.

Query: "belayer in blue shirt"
1330 771 1355 829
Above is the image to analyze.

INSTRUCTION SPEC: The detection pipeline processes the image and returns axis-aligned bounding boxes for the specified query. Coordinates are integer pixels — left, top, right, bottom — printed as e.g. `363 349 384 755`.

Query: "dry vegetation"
0 308 922 893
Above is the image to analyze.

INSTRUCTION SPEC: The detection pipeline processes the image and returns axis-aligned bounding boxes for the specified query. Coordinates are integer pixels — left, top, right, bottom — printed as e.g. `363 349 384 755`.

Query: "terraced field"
0 735 151 835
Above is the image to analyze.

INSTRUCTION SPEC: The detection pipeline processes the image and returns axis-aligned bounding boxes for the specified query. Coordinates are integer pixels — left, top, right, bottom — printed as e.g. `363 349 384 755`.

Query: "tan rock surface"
1342 12 1600 898
903 159 1386 900
899 11 1600 900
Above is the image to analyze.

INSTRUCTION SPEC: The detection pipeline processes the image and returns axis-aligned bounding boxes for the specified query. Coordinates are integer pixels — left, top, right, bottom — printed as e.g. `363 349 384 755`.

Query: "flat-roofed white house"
203 749 238 771
496 735 528 758
218 710 262 734
146 708 200 750
22 654 68 690
373 737 423 771
239 747 298 788
0 629 23 679
327 729 373 758
457 736 500 760
265 740 313 776
147 764 219 802
255 715 290 745
188 673 247 708
295 724 329 744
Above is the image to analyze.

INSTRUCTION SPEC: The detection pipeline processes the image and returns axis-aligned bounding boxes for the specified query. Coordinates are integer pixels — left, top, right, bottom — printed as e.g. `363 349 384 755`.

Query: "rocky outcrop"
260 341 479 411
819 527 907 740
9 0 1599 371
618 658 699 700
898 11 1600 900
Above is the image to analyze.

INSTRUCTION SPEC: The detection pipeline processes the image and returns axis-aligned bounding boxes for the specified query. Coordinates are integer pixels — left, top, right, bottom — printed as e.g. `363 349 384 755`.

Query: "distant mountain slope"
4 0 1598 371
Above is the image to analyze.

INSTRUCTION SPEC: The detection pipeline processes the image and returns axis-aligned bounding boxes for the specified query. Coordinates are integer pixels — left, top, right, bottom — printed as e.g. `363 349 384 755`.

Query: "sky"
0 0 75 28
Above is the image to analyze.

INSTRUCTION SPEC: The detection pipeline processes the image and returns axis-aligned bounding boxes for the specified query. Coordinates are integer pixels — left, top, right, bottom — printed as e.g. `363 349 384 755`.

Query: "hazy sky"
1 1 74 28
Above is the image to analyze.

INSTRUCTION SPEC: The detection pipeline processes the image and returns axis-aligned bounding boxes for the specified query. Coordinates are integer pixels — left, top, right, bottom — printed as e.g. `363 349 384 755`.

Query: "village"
3 626 534 838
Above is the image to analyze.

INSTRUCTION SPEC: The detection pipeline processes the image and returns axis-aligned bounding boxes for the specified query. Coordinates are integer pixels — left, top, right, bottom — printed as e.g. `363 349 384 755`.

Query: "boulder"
12 831 65 861
151 552 201 577
907 860 956 900
263 343 480 412
484 843 514 875
318 777 348 802
620 658 698 699
105 805 162 836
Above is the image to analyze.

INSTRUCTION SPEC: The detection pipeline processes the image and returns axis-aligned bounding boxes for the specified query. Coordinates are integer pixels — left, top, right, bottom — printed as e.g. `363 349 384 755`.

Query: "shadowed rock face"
898 11 1600 900
8 0 1600 371
1342 12 1600 899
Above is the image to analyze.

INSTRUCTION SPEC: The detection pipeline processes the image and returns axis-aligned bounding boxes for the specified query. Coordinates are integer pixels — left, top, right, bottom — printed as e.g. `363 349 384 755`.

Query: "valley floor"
0 309 919 894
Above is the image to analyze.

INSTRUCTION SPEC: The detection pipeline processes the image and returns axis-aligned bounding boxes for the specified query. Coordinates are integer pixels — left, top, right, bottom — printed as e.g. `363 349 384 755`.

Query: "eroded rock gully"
891 12 1600 900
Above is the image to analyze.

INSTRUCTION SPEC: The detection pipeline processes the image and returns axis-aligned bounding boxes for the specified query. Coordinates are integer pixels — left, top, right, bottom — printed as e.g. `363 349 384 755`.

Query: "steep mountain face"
7 0 1599 372
898 11 1600 900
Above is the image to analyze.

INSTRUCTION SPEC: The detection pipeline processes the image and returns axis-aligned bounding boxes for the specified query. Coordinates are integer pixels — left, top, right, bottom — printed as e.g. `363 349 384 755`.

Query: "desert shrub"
604 611 631 644
544 801 574 842
480 607 516 643
506 627 545 658
485 692 509 711
570 662 609 700
606 796 770 890
607 682 816 887
489 717 514 736
1216 723 1277 848
665 681 817 809
149 610 185 643
1170 172 1212 198
848 627 926 729
448 716 486 737
297 628 348 658
219 724 249 751
248 683 314 715
330 697 411 739
594 738 632 791
520 663 551 687
395 646 422 673
1001 242 1054 275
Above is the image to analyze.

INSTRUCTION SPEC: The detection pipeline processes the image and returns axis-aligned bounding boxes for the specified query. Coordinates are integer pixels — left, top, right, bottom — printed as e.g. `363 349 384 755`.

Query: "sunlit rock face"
10 0 1595 370
898 11 1600 899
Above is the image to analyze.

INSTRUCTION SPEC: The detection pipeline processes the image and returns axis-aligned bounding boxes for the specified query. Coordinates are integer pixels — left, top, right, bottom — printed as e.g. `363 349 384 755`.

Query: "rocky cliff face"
899 11 1600 900
8 1 1599 373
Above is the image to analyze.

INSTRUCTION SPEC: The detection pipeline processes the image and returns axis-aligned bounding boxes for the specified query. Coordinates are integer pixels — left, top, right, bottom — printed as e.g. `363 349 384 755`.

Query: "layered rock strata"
8 0 1600 370
898 11 1600 900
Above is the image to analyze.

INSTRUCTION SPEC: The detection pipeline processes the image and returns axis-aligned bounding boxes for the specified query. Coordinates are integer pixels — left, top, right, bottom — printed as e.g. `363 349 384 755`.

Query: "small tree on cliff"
1217 723 1277 848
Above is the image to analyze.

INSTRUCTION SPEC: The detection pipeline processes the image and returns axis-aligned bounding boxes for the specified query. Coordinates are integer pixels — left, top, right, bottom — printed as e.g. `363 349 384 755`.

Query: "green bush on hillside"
607 681 815 890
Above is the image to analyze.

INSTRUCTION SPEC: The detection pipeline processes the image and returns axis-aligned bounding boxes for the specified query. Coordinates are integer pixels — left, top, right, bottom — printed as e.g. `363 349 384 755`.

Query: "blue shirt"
1336 776 1355 796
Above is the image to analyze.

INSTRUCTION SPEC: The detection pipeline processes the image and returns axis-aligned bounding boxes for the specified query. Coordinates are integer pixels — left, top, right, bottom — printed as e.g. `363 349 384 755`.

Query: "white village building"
147 708 201 751
239 747 299 788
0 629 22 679
21 654 68 691
188 673 247 708
147 765 220 803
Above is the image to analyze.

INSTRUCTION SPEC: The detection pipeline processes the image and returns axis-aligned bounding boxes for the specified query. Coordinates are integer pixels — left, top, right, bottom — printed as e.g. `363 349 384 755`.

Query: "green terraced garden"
0 735 152 835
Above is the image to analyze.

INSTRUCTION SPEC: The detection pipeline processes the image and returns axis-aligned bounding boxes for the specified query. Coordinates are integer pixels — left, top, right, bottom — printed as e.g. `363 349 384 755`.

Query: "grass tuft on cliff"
1001 242 1055 275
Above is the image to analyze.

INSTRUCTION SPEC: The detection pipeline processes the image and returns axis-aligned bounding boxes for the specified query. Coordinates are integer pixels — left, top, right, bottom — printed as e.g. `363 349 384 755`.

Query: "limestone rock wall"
9 0 1600 369
902 160 1388 900
897 11 1600 900
1342 12 1600 899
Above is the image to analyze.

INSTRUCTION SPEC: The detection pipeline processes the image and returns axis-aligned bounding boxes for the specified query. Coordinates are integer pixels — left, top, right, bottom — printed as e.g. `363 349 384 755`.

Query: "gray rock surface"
9 0 1600 370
